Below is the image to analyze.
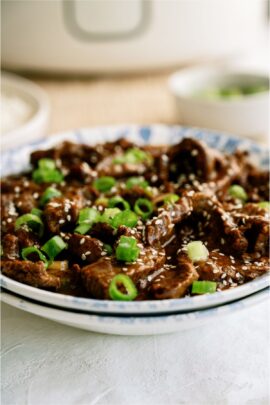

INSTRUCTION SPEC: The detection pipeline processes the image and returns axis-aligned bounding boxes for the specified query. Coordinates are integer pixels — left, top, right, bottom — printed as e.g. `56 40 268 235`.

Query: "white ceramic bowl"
1 71 50 150
1 288 269 336
168 67 269 140
1 125 269 316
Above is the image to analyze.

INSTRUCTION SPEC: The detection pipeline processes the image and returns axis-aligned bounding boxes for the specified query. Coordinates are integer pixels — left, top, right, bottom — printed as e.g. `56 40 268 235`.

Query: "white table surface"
1 300 269 405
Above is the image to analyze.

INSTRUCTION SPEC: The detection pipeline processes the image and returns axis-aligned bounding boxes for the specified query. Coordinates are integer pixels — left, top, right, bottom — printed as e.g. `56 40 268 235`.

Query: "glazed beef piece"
30 141 102 169
15 227 40 249
44 196 83 233
65 162 97 183
148 256 198 299
1 194 18 234
80 246 166 299
245 171 270 201
195 251 269 290
168 138 227 183
1 260 60 290
230 204 269 255
67 234 104 264
145 196 191 247
1 234 19 260
89 222 116 244
96 157 149 178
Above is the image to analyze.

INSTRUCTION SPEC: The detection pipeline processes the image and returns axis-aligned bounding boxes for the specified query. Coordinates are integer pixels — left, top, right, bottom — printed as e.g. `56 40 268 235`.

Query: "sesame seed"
67 215 71 221
80 238 85 245
81 254 86 260
59 219 65 224
191 149 198 156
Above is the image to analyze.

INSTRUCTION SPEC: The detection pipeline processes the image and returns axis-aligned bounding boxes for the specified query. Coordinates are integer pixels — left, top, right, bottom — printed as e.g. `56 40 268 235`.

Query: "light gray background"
1 300 269 405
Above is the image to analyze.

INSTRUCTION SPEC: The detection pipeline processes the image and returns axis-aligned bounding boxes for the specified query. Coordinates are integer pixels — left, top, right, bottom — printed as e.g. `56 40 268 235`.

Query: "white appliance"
2 0 269 74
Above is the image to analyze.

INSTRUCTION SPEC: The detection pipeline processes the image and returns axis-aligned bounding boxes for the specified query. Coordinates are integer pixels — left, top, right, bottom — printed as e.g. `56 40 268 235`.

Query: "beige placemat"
31 71 178 135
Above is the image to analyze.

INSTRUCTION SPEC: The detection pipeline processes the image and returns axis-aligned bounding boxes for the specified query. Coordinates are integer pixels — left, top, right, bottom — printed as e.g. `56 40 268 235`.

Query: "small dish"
1 288 269 335
1 71 50 150
168 67 269 139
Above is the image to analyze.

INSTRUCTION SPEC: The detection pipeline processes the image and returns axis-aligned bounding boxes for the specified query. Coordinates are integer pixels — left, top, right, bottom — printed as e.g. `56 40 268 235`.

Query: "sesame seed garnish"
80 238 85 245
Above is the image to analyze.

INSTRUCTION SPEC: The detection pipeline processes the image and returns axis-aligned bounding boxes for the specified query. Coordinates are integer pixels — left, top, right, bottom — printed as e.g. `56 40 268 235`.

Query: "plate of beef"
1 125 269 315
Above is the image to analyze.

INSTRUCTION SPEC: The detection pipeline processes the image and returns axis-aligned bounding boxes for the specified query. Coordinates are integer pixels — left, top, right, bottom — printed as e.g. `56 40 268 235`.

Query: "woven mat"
32 70 179 135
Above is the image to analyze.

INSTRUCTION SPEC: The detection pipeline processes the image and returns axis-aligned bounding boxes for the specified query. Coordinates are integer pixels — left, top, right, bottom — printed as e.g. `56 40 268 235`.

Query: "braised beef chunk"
1 260 60 290
44 196 82 233
2 234 19 260
67 234 104 264
80 246 165 299
1 137 269 299
15 227 40 248
149 256 198 299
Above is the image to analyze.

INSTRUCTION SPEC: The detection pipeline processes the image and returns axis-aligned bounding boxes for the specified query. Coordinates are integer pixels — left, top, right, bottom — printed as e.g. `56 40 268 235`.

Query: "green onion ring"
21 247 48 268
15 213 44 237
134 198 154 220
108 196 130 210
41 236 67 262
109 274 138 301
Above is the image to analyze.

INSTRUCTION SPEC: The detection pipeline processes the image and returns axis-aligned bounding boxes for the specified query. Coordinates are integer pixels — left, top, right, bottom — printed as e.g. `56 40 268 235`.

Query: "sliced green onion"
111 209 138 229
109 274 138 301
31 208 43 218
75 207 100 234
40 187 62 206
187 241 209 262
41 236 67 262
32 158 63 184
228 185 248 202
21 246 48 268
100 208 121 224
93 176 116 192
257 201 270 210
192 281 217 294
124 148 151 164
126 176 149 189
74 223 92 235
113 148 152 165
38 158 56 171
95 197 109 207
109 196 130 210
163 194 179 204
116 236 140 262
15 213 44 237
78 207 100 224
103 244 113 255
134 198 154 220
32 168 64 184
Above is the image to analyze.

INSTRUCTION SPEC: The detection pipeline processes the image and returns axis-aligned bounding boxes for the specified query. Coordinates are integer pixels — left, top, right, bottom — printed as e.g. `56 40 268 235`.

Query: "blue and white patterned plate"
1 125 269 315
1 288 269 335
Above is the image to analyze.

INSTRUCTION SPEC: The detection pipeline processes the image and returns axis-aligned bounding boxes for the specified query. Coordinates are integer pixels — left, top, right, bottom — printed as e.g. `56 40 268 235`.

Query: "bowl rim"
1 71 50 148
168 66 269 105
